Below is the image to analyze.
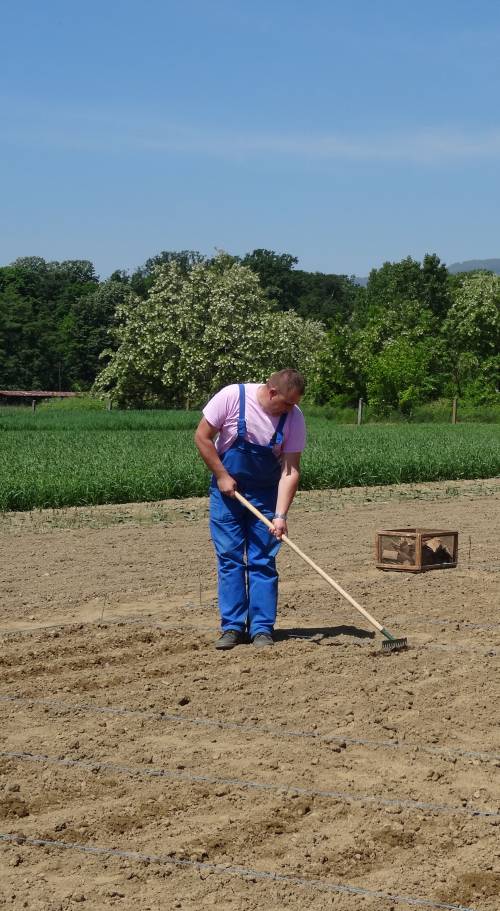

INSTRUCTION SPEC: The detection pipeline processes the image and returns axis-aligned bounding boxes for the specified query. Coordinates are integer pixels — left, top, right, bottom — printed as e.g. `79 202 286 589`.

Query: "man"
194 369 306 650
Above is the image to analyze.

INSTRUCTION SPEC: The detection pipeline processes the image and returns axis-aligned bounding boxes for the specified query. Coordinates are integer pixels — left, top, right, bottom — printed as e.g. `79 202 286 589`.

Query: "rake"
234 491 408 654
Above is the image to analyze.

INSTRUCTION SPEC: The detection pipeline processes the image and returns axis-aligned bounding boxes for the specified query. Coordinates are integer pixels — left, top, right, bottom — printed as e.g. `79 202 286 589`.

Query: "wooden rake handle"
234 490 384 635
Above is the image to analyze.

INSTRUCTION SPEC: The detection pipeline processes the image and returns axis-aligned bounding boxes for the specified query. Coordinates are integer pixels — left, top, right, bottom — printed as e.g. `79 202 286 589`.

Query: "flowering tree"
444 272 500 400
94 255 324 407
262 309 325 381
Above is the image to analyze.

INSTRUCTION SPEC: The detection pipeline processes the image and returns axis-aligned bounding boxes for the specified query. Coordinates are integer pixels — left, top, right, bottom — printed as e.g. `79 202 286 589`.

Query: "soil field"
0 478 499 911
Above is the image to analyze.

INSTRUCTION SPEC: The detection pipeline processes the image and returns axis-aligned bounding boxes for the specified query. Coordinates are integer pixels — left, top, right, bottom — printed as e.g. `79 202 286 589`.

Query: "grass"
0 407 198 433
0 407 499 511
302 398 500 424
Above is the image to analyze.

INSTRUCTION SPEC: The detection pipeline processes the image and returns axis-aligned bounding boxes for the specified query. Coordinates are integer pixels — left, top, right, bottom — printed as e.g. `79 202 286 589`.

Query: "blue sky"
2 0 500 278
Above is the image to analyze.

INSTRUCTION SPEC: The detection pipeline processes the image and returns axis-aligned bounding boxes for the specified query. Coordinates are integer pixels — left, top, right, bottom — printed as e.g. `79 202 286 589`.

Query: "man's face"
267 386 302 415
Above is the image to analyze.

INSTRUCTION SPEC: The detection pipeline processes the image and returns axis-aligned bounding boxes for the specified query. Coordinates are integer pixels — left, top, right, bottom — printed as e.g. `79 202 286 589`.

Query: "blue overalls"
209 384 287 639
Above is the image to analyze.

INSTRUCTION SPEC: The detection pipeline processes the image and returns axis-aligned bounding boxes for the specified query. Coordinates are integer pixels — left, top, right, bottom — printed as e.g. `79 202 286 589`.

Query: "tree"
241 249 299 311
242 249 364 330
444 272 500 400
130 250 206 297
292 271 364 327
0 285 36 388
364 338 437 413
0 258 98 390
108 270 130 285
94 255 324 408
307 324 358 404
421 253 451 318
364 254 451 324
64 280 135 389
309 254 454 407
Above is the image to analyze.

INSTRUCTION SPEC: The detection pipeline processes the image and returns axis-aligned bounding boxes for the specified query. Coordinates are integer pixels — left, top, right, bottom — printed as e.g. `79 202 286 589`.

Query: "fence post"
357 398 364 426
32 398 37 412
106 397 112 412
452 397 458 424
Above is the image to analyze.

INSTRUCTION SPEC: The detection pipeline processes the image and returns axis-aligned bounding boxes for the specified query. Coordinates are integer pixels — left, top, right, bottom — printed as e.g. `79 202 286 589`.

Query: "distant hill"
447 258 500 274
354 258 500 286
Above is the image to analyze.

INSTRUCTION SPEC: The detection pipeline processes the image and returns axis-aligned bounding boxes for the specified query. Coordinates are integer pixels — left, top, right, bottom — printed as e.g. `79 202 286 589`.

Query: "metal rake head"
381 637 408 654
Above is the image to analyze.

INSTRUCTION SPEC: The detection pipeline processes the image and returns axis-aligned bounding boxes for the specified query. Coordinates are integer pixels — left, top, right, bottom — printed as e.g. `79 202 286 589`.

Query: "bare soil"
0 478 499 911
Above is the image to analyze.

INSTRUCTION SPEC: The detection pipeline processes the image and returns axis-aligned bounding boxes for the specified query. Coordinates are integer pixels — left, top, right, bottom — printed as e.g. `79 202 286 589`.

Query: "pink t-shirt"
203 383 306 456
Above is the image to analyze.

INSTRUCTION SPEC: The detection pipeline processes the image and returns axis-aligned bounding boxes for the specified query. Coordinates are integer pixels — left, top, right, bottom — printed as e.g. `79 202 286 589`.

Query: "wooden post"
106 397 112 412
357 398 363 426
32 398 37 412
452 397 458 424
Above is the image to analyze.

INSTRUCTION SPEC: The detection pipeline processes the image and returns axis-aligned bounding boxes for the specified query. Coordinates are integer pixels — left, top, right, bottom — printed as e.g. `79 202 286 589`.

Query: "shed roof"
0 390 79 398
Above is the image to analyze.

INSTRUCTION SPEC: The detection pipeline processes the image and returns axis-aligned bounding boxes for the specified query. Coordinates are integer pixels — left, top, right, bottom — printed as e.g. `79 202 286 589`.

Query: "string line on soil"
2 750 498 819
0 832 479 911
423 642 498 656
2 693 499 763
0 616 147 637
4 606 500 637
0 615 497 657
385 616 500 632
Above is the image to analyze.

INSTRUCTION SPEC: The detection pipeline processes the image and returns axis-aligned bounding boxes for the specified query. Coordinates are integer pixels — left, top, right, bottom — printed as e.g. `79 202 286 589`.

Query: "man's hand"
270 517 287 540
217 471 237 497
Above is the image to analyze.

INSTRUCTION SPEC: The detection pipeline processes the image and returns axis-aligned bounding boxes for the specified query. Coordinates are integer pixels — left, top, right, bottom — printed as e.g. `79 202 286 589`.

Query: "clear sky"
2 0 500 278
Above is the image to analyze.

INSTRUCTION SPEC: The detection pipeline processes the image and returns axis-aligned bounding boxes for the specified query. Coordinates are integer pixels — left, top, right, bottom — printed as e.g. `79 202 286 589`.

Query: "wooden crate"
375 528 458 572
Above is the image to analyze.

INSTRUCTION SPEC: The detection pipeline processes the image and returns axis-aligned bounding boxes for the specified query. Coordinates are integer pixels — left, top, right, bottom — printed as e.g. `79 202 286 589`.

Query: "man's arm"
194 417 237 497
271 452 301 539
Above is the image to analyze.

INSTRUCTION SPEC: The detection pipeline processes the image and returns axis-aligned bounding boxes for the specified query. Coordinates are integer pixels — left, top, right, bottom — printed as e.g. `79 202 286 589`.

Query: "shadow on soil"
275 624 376 642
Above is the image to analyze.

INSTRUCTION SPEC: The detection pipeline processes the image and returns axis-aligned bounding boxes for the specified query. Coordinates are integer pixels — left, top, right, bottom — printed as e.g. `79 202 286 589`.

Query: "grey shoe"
252 633 274 648
215 629 246 650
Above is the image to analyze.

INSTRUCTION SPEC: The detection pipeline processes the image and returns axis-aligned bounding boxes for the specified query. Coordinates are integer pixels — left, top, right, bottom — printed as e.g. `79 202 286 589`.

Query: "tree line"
0 250 498 411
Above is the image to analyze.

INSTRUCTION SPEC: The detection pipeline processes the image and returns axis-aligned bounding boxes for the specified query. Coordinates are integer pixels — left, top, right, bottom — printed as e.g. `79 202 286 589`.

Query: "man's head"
262 368 305 415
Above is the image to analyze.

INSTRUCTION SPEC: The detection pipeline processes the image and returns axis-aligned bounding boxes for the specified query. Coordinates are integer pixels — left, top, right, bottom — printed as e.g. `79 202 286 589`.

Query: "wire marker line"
420 642 498 657
1 750 498 819
0 615 497 658
0 832 478 911
386 616 500 632
1 693 499 764
0 616 148 638
3 609 500 637
0 617 216 639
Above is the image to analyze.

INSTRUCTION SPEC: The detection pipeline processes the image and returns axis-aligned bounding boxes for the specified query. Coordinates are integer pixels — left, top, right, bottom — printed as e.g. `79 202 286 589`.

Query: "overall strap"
268 410 288 448
237 384 247 438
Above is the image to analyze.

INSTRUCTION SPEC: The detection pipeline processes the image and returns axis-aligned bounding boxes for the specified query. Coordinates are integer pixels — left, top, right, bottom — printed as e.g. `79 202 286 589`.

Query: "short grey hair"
267 369 305 395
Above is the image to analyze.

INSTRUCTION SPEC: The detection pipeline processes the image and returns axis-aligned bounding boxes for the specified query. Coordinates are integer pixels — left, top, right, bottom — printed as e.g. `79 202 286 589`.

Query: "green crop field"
0 408 499 511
